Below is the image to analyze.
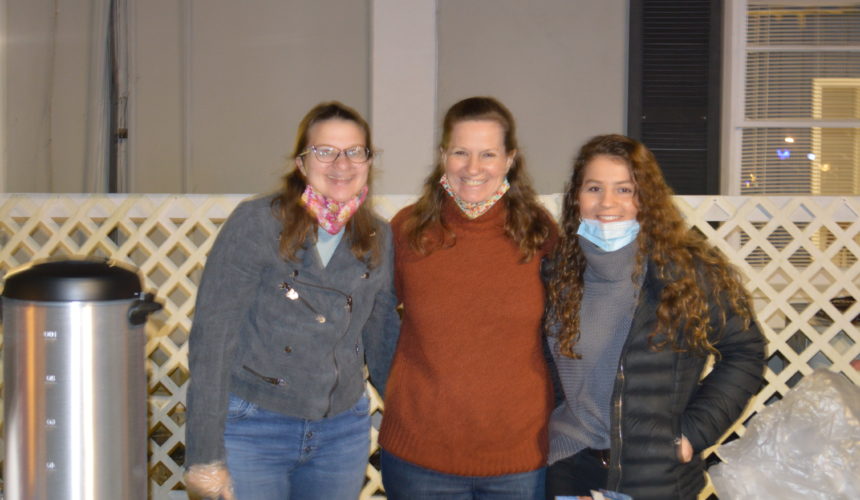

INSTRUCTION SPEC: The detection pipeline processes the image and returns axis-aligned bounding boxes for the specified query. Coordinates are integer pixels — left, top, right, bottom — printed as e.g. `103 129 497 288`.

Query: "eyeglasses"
300 145 372 164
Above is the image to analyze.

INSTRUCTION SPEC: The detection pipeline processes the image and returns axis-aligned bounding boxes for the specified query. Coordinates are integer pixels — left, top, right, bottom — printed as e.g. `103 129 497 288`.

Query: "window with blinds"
734 1 860 195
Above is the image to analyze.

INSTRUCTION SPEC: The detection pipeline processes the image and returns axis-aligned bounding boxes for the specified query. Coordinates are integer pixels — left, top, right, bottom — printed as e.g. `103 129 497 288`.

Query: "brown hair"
402 96 553 261
272 101 382 267
547 134 754 358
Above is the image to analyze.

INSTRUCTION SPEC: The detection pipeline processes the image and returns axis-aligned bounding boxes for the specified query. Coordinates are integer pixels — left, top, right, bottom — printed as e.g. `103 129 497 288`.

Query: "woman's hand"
676 434 694 463
184 461 235 500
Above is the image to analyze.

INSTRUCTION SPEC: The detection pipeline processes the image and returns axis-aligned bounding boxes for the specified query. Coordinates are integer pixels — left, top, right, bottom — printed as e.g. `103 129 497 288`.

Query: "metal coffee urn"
2 259 162 500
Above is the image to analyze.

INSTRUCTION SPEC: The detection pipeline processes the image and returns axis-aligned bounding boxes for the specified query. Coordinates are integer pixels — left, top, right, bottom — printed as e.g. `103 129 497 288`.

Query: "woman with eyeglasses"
378 96 558 499
543 134 765 499
184 101 400 500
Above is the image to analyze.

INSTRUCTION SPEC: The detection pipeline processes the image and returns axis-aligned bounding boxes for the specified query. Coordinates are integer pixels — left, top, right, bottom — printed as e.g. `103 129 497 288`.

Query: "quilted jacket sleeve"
680 293 767 452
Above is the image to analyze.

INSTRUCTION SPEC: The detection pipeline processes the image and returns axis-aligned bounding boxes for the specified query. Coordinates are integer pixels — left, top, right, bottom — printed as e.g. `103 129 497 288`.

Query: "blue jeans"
223 393 370 500
381 450 545 500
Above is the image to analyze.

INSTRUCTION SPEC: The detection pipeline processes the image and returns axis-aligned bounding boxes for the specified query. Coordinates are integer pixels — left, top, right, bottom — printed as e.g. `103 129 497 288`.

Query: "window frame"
722 0 860 194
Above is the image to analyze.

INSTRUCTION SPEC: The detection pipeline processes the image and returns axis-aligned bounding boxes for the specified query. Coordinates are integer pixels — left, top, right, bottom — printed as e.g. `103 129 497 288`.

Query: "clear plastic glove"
709 369 860 499
184 461 235 500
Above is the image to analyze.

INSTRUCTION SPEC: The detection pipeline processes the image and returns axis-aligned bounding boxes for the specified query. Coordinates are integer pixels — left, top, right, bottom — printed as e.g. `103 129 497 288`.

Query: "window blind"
739 2 860 195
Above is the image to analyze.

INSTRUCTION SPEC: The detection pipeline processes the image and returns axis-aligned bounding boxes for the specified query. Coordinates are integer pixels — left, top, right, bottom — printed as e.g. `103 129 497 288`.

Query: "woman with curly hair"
378 96 558 499
543 134 765 500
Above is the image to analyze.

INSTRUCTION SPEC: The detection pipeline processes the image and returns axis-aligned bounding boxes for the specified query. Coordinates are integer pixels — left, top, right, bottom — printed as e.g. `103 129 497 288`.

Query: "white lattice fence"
0 194 858 499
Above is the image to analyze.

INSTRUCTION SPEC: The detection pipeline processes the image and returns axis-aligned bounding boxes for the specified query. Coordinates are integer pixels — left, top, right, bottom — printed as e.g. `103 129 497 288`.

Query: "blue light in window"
776 149 791 160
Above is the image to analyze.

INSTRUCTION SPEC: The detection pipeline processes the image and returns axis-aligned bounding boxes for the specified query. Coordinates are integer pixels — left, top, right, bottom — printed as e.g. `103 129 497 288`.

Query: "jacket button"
361 272 369 279
284 346 292 353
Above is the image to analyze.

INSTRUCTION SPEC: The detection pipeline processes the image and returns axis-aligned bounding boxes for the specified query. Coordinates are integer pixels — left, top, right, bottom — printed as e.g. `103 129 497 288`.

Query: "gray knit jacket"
185 194 401 466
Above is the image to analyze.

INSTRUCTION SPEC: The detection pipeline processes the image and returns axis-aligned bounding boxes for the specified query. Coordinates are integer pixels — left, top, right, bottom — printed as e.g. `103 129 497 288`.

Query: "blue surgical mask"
577 218 640 252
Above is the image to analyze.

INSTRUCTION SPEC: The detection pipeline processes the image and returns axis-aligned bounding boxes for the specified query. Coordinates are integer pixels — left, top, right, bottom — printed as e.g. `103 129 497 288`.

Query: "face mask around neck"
577 218 640 252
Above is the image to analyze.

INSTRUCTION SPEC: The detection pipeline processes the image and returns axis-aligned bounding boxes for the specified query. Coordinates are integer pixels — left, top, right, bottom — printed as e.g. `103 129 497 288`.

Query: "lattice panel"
0 194 858 500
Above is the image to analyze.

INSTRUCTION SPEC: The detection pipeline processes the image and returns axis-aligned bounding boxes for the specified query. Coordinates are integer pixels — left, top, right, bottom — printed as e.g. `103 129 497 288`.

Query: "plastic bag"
557 489 633 500
709 369 860 499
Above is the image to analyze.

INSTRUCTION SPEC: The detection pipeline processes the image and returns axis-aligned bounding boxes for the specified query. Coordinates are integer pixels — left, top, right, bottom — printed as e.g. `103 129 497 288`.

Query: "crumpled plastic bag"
557 489 632 500
710 369 860 499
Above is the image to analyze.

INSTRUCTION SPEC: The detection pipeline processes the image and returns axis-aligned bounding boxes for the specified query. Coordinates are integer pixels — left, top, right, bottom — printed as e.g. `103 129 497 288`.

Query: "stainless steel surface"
3 298 147 500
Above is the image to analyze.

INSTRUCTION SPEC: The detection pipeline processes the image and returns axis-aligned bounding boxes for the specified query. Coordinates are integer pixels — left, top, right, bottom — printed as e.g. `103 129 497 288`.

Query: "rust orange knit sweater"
379 198 557 476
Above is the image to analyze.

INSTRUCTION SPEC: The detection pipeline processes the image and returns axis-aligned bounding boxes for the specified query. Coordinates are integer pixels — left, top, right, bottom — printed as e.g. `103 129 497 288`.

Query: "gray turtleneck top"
547 236 640 464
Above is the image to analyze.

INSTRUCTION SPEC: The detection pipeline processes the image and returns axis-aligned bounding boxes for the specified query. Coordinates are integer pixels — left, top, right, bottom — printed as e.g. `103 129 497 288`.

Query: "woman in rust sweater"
378 96 558 499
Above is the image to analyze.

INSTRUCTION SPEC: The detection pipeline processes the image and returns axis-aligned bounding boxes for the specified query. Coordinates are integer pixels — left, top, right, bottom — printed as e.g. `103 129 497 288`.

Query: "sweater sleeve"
185 199 272 466
362 222 401 399
540 254 566 408
680 298 767 452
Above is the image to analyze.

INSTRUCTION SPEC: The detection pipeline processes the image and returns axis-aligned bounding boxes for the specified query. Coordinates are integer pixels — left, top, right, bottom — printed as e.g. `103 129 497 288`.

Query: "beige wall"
130 0 370 194
6 0 101 192
371 0 437 196
3 0 627 195
129 0 185 193
438 0 628 194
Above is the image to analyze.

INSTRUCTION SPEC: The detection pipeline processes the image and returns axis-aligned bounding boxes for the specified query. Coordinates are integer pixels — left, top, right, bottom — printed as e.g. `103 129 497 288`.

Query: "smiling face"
578 154 639 223
296 119 369 203
442 120 514 204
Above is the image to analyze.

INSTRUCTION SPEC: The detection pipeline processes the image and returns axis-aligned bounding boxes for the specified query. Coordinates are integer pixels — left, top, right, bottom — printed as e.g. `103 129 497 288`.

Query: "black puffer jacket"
605 260 766 499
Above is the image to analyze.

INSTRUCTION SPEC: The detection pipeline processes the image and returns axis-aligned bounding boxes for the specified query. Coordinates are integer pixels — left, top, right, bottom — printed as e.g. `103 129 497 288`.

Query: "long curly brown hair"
272 101 382 267
547 134 754 358
402 96 553 261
